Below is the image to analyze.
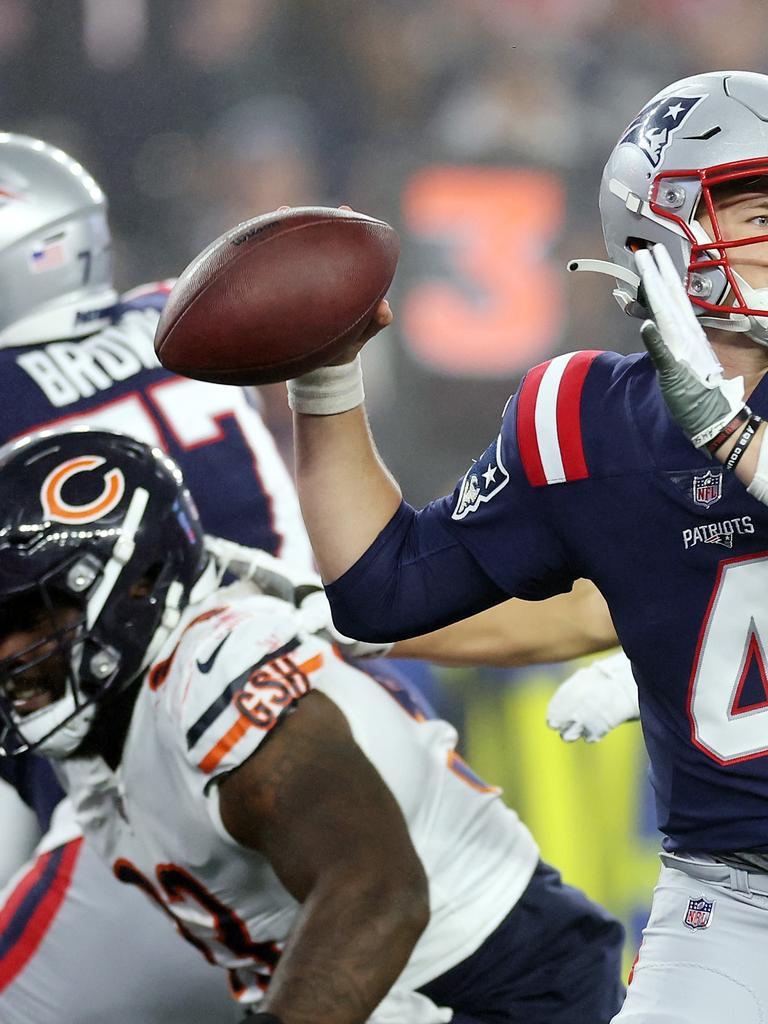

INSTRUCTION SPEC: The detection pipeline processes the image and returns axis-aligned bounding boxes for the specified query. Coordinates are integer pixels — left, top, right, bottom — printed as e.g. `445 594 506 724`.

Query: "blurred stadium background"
2 0 762 964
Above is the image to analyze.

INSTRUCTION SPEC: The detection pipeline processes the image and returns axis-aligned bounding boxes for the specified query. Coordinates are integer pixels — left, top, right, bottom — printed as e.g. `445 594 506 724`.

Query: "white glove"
546 650 639 743
204 536 392 659
634 245 747 450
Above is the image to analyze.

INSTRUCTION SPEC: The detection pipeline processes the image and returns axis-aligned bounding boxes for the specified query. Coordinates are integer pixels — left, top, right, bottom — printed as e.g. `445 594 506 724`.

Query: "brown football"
154 206 399 385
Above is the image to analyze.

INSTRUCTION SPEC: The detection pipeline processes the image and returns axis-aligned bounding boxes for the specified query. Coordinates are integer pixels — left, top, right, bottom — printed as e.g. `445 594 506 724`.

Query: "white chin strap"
140 556 218 673
18 684 97 758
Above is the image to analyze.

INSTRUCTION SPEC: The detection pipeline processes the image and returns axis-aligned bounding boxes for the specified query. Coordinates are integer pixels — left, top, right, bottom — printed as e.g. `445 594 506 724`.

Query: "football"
154 206 399 386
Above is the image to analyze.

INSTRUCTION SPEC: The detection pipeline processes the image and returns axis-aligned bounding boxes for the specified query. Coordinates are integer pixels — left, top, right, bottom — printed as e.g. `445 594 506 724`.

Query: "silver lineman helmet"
571 71 768 344
0 133 117 347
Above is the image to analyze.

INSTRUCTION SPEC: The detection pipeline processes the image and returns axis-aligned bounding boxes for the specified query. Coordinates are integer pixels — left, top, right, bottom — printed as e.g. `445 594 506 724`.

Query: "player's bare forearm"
293 404 402 582
218 691 429 1024
391 578 618 666
262 873 426 1024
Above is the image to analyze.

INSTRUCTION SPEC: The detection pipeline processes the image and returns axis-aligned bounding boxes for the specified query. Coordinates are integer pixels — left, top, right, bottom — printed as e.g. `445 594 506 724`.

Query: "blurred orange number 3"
402 167 564 376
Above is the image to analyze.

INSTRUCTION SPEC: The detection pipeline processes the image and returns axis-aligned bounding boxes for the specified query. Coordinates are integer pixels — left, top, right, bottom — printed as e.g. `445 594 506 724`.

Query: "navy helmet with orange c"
0 427 206 757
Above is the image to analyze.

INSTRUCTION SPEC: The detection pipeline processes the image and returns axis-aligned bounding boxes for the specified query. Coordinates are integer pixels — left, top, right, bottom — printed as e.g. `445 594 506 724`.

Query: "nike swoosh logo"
196 635 228 674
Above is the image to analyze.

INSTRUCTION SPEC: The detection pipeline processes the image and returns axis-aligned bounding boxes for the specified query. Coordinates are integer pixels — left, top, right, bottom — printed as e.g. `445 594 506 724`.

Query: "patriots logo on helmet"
620 94 706 168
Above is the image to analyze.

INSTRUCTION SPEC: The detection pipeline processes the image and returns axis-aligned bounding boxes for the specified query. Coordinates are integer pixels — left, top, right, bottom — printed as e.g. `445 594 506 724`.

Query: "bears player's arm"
391 578 617 666
217 689 430 1024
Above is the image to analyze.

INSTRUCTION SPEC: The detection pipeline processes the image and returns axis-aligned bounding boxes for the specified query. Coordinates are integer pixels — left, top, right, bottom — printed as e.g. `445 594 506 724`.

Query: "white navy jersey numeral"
689 553 768 764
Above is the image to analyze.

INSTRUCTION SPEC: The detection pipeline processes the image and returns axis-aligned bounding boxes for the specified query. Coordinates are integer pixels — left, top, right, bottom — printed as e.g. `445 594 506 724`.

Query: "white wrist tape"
286 356 364 415
747 426 768 504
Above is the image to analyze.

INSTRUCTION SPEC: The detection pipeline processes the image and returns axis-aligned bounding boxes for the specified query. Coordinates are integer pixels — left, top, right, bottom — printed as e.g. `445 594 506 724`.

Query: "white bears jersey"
60 583 539 1018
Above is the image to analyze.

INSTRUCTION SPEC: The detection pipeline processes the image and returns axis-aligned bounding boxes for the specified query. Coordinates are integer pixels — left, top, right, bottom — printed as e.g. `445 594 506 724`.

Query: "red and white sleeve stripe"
515 351 601 486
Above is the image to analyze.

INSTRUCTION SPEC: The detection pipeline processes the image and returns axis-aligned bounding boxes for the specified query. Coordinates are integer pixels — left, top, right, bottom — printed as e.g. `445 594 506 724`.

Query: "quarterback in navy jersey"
290 71 768 1023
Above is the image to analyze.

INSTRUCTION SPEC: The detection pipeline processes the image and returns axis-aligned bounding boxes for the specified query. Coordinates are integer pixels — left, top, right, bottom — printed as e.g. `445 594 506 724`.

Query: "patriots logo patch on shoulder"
452 436 509 520
620 94 706 167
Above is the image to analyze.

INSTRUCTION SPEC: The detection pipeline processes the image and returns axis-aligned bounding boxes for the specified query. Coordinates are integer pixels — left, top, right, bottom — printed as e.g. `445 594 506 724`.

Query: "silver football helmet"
0 133 117 347
570 71 768 345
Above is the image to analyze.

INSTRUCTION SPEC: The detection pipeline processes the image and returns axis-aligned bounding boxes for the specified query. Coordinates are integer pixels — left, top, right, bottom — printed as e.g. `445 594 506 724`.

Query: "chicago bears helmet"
571 71 768 344
0 428 208 757
0 133 117 347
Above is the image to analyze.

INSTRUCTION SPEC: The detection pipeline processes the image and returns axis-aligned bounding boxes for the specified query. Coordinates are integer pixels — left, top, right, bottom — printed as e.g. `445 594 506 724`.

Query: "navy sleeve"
325 500 510 641
326 350 633 642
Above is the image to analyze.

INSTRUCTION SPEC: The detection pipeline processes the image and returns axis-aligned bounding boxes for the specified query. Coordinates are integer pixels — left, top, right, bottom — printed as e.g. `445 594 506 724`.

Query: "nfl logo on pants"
684 896 715 930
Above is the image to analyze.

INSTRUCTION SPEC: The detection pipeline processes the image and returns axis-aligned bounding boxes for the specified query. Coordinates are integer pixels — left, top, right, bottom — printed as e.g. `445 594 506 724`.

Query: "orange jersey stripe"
198 714 253 774
298 652 323 675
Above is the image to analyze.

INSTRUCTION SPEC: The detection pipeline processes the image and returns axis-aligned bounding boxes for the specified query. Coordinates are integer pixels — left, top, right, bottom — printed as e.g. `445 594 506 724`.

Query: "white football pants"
614 852 768 1024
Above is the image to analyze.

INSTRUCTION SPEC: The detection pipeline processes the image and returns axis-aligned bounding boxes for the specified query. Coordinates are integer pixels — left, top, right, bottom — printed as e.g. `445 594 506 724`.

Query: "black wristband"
241 1014 284 1024
724 414 763 472
705 406 751 456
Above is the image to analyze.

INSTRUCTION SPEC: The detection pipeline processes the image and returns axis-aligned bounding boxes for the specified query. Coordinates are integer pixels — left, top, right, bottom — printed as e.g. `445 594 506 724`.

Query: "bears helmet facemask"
0 427 208 757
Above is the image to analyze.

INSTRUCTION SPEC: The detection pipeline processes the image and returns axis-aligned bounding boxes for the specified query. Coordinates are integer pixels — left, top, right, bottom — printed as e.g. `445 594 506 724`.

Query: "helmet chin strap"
140 556 219 673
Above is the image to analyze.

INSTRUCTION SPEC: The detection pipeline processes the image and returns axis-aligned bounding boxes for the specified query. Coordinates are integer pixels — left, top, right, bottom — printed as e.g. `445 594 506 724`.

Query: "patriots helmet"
571 71 768 344
0 428 208 757
0 133 117 348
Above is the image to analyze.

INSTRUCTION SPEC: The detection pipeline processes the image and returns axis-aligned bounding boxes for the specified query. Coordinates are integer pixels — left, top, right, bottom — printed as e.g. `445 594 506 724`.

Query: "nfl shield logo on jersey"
684 895 715 930
692 470 722 508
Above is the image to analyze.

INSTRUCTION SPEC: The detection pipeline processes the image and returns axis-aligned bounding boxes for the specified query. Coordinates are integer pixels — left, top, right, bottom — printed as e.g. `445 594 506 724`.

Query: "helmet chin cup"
16 686 97 758
730 274 768 346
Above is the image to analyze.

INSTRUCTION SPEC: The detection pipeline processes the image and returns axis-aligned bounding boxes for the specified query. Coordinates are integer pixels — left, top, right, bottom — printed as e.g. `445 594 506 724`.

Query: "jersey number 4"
689 551 768 764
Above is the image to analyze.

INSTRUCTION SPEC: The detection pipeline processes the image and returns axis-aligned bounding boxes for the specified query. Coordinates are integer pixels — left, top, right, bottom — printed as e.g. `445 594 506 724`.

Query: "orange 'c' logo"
40 456 125 524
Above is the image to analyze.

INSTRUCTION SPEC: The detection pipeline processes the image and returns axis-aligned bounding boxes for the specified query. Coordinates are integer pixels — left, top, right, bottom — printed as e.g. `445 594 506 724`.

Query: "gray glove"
635 245 746 449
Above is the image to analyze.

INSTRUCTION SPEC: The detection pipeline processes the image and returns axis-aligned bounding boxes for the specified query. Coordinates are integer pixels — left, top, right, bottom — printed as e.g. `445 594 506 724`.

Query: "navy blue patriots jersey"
328 349 768 853
0 282 311 827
